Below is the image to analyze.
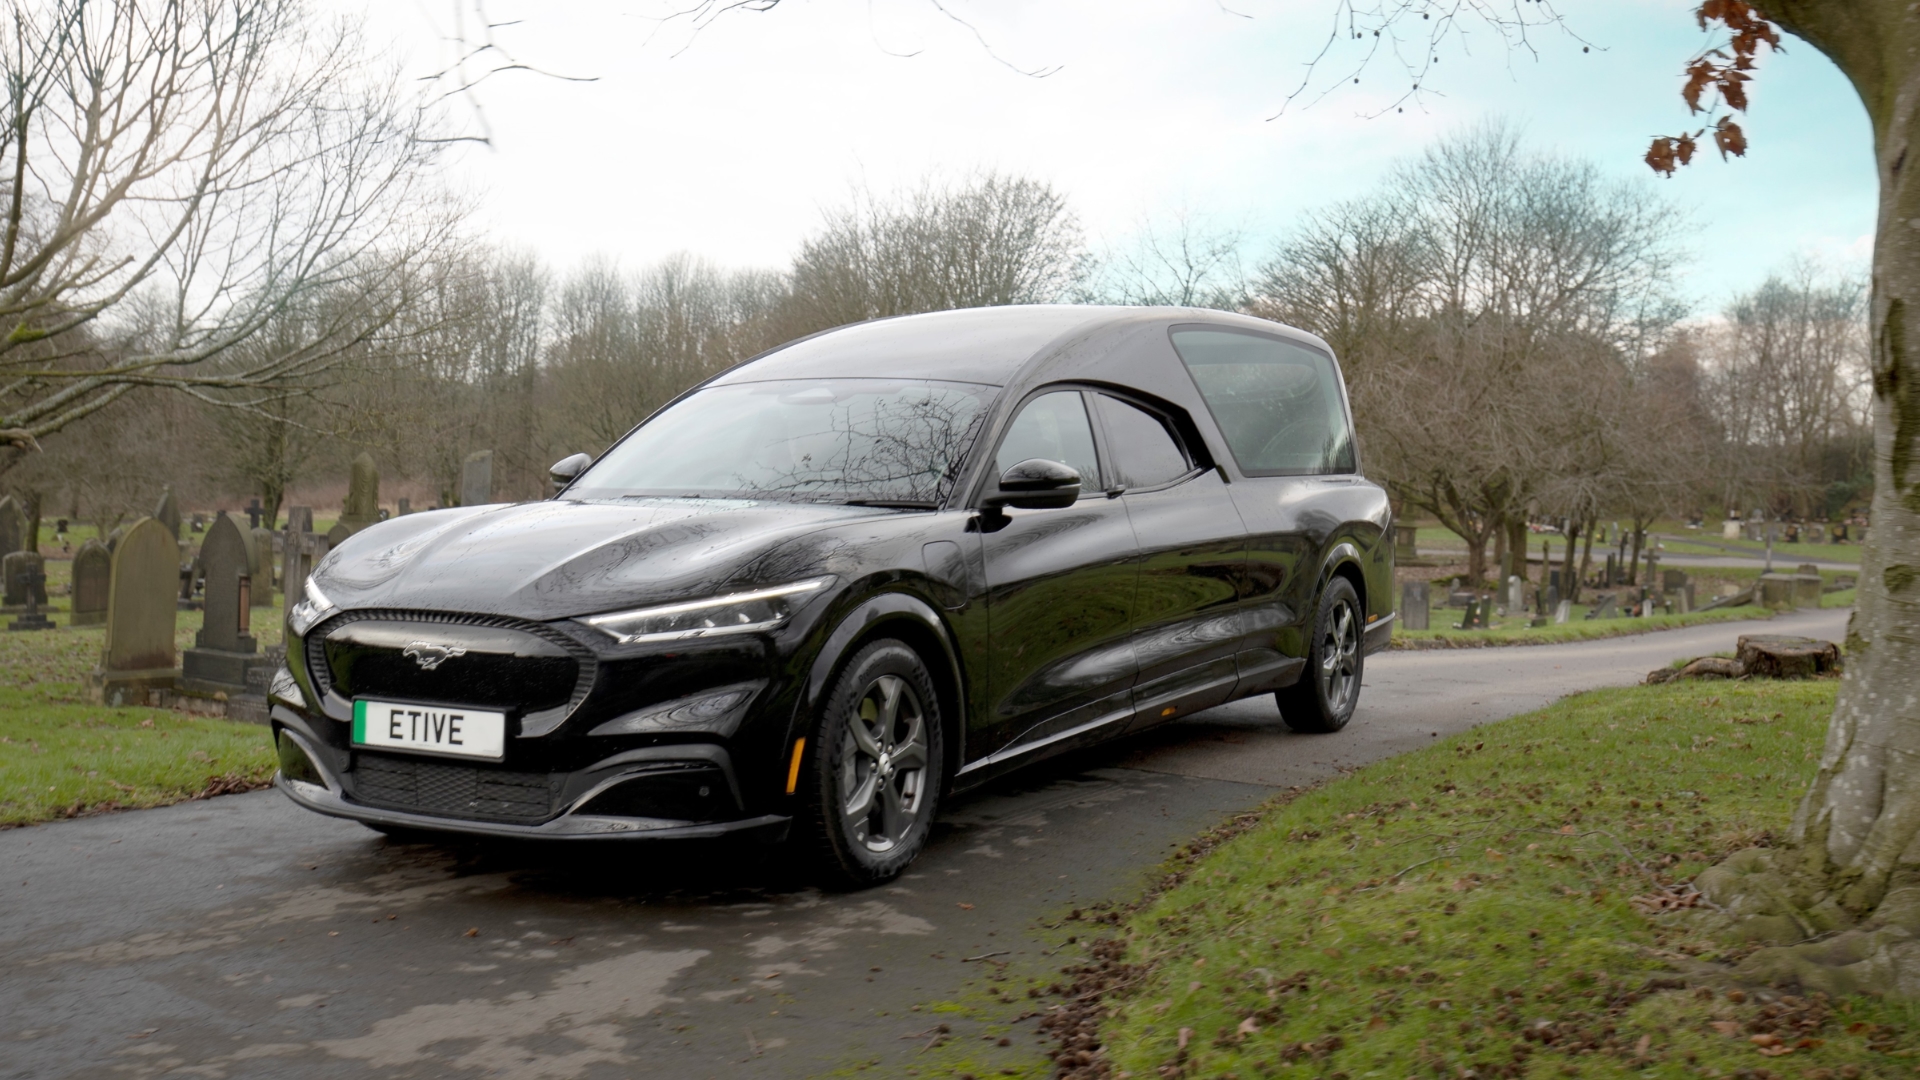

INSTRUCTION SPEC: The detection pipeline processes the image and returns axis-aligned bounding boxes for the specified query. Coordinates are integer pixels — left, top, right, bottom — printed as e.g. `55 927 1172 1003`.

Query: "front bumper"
273 706 792 843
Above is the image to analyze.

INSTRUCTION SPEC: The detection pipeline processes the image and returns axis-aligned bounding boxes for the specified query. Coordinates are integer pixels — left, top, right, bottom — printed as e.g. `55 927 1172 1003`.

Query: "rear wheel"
797 639 944 888
1276 575 1363 734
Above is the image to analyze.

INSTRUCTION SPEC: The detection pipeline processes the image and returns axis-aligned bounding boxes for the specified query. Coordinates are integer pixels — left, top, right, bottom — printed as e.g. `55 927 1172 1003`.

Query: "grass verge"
1393 606 1775 648
1058 680 1920 1079
0 592 280 827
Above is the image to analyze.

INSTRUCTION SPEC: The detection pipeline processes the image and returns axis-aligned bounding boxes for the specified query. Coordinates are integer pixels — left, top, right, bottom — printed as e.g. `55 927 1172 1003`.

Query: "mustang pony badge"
403 641 468 670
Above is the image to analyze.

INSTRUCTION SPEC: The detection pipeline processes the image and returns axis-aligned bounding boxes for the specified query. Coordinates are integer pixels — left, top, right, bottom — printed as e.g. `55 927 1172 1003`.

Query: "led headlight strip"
581 577 831 645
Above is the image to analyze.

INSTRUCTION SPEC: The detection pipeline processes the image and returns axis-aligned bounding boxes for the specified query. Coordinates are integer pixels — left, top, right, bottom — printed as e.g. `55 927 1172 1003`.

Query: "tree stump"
1735 635 1843 679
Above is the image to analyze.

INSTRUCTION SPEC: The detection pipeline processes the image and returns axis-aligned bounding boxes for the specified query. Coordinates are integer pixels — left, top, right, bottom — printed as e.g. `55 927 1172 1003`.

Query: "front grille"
352 753 557 822
308 611 596 722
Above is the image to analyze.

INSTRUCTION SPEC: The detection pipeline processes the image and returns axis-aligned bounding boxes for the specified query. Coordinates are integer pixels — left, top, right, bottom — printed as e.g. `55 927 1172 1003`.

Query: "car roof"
709 305 1333 390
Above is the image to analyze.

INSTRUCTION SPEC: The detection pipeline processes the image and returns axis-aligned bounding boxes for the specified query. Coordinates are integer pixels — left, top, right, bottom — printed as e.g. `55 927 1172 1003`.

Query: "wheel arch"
1319 541 1368 610
798 591 967 778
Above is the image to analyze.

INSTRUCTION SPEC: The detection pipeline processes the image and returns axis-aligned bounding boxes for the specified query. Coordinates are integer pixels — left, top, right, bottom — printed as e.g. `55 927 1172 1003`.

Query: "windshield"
568 379 997 506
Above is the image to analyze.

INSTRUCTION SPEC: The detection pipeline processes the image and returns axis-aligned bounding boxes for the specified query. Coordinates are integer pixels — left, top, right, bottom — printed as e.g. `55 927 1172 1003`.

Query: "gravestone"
177 554 200 610
1457 596 1482 630
1402 580 1429 631
1663 569 1689 591
88 518 180 704
0 550 47 611
249 526 276 606
70 539 109 626
1394 523 1418 563
7 562 51 631
461 449 494 506
1553 599 1572 624
283 533 330 603
153 486 182 541
105 525 126 554
286 506 313 535
396 497 411 517
225 662 275 725
1604 553 1616 587
1592 594 1619 620
189 513 205 534
245 498 264 529
182 513 273 697
1758 573 1797 610
1792 573 1824 610
336 452 381 534
1723 518 1741 540
326 521 350 548
0 495 24 556
1506 575 1524 617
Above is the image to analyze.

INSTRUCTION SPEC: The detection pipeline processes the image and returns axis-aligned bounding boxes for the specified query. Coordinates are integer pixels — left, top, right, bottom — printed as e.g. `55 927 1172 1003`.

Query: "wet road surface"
1 608 1848 1080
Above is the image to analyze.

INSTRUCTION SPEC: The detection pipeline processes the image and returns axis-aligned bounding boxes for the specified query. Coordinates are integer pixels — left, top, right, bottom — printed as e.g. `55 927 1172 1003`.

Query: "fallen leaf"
1750 1033 1782 1048
1711 1020 1741 1036
957 903 974 910
1177 1027 1193 1050
1237 1017 1259 1037
1757 1045 1794 1057
463 927 479 938
1635 1034 1651 1058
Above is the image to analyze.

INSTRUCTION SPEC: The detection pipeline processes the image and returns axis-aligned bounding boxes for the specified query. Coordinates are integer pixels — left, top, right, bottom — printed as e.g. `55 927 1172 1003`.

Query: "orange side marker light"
785 738 806 794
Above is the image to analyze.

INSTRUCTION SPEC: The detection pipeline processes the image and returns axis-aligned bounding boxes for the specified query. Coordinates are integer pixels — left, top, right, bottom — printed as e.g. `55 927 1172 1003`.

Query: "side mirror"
549 453 592 496
982 458 1081 511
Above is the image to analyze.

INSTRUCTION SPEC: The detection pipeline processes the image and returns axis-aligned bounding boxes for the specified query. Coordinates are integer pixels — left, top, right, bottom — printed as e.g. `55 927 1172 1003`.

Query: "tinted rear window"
1169 329 1356 475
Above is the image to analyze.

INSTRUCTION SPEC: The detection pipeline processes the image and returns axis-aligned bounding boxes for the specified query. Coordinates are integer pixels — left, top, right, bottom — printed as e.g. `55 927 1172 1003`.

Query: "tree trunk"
21 490 40 556
1688 0 1920 993
1493 516 1509 583
1627 523 1644 586
1509 518 1530 585
1576 516 1596 604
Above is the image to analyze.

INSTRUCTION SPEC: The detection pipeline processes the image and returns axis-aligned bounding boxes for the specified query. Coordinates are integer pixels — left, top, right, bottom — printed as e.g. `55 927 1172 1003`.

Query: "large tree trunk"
1691 1 1920 994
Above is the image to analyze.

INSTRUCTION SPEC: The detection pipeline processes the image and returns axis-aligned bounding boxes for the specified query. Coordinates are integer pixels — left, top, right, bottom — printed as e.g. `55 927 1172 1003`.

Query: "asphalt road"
2 608 1849 1080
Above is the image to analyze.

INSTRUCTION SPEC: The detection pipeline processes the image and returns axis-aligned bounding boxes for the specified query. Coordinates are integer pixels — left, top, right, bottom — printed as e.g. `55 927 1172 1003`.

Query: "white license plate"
352 699 506 760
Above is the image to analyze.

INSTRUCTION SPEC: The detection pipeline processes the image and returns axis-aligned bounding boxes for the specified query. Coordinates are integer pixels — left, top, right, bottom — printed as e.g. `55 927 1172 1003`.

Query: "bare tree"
1085 212 1249 310
0 0 453 463
785 172 1085 329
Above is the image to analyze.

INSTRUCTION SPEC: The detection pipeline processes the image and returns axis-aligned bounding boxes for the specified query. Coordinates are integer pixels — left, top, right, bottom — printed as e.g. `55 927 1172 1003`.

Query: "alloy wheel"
837 673 931 854
1319 599 1360 714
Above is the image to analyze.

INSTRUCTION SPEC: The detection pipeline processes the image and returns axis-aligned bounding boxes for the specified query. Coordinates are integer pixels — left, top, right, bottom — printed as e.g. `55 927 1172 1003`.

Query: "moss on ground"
1081 680 1920 1079
0 579 280 826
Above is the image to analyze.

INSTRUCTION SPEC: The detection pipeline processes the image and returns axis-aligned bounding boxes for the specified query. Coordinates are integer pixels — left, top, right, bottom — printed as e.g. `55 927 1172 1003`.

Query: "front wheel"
796 639 944 888
1276 576 1363 734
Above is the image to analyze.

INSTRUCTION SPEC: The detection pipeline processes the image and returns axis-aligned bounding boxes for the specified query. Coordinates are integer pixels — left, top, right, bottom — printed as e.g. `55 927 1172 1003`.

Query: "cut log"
1735 635 1842 679
1646 656 1744 684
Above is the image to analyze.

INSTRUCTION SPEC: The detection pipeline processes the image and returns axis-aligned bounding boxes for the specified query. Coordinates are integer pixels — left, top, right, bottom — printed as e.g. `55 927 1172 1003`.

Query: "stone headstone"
189 513 205 534
337 452 380 533
1792 573 1824 610
7 561 51 631
1604 553 1616 586
245 498 264 529
249 526 276 606
182 514 272 696
1402 580 1429 631
89 518 180 704
1506 575 1524 616
1 550 47 609
1394 523 1418 562
1457 596 1482 630
1723 518 1741 540
286 506 313 535
71 539 109 626
326 521 350 548
105 525 126 555
283 533 330 602
1758 573 1796 610
1663 569 1688 591
0 496 24 555
153 487 182 541
461 449 494 507
1553 599 1572 624
396 497 411 516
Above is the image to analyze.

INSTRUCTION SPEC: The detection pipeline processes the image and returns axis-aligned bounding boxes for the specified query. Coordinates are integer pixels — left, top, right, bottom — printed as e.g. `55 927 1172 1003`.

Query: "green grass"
1394 605 1774 648
0 575 282 826
1086 680 1920 1079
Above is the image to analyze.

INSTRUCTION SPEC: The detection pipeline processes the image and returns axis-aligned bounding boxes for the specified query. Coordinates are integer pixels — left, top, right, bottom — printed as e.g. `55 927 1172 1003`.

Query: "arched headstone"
71 539 109 626
182 513 269 696
0 496 24 555
337 452 380 533
460 450 493 506
248 526 276 606
153 487 182 541
2 550 47 609
88 517 179 704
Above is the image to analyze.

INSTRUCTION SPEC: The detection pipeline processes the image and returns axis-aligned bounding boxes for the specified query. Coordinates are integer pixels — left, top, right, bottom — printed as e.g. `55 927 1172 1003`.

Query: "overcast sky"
340 0 1875 312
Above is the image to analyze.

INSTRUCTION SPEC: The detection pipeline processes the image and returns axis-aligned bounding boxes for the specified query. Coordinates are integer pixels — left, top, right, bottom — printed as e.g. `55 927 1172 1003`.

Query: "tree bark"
1577 516 1597 604
1689 1 1920 991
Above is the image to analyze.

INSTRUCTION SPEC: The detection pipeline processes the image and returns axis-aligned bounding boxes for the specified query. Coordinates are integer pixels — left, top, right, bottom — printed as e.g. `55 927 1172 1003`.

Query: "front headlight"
581 577 831 645
287 578 337 638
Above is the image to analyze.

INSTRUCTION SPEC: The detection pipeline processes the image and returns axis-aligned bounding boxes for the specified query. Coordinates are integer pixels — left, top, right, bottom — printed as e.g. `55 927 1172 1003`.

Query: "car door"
966 388 1139 770
1167 327 1377 686
1087 392 1249 731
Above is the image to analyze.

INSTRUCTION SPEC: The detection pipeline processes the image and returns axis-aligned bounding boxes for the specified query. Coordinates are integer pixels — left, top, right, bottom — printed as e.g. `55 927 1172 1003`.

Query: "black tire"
1276 575 1363 734
796 639 945 888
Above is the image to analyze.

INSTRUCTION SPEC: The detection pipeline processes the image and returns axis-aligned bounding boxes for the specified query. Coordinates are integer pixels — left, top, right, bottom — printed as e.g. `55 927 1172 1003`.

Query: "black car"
271 306 1394 885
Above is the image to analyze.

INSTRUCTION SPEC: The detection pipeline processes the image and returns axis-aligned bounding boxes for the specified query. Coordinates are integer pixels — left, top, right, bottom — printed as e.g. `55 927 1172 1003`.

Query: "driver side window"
995 390 1101 493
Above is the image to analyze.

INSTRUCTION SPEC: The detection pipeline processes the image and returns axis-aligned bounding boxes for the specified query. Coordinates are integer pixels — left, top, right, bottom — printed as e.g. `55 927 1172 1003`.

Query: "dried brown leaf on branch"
1647 1 1779 175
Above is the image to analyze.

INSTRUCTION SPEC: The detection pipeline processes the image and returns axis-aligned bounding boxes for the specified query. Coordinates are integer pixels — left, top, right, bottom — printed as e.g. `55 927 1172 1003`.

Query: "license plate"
352 699 506 760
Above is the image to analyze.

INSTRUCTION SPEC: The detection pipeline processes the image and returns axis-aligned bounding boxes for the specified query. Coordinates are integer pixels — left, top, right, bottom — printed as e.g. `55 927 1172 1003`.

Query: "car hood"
309 498 885 621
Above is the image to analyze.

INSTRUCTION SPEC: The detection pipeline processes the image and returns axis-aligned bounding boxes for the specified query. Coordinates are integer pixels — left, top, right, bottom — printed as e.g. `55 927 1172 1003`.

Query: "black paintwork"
273 306 1393 841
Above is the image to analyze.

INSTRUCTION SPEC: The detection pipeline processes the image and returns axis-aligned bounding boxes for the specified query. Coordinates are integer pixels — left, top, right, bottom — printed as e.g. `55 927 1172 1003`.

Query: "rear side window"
1169 329 1356 475
996 390 1101 491
1093 394 1191 489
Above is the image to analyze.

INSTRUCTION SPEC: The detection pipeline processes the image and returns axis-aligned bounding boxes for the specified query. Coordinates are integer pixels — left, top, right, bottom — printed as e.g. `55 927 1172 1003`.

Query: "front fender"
792 590 967 762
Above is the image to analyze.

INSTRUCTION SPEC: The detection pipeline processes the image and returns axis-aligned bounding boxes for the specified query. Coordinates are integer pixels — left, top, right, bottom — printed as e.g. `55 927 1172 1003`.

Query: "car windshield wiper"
841 499 938 510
